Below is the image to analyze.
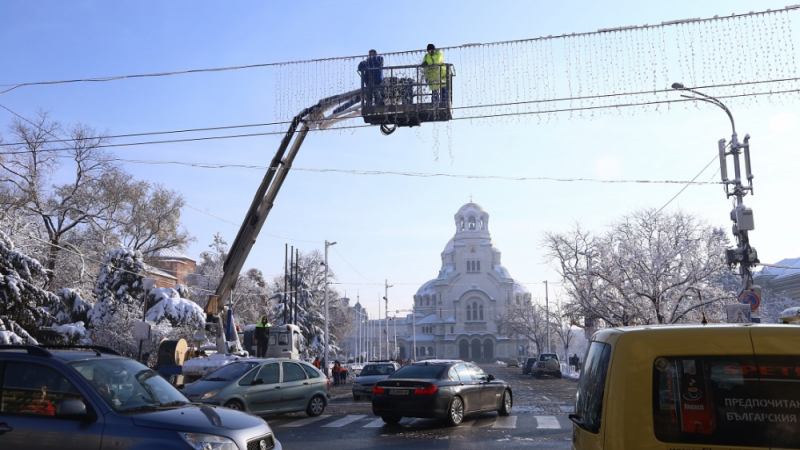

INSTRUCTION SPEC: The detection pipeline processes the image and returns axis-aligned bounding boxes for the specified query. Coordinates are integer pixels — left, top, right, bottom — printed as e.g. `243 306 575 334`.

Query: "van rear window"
653 355 800 448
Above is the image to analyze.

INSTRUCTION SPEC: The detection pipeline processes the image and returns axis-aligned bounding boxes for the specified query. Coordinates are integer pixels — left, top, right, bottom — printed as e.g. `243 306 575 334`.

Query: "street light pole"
383 279 392 359
544 280 550 353
672 83 759 319
324 240 336 376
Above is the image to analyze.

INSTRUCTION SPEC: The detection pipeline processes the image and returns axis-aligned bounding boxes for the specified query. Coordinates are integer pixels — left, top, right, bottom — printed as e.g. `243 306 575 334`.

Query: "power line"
1 5 795 95
184 204 322 244
3 76 799 149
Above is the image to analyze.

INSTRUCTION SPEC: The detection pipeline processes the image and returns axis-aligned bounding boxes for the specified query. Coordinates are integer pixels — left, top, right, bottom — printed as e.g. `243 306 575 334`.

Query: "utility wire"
1 5 796 95
3 76 799 149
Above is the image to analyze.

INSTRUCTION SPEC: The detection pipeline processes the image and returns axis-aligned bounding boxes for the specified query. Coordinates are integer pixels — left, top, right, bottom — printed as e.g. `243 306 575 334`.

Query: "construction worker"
254 315 271 358
421 44 447 102
313 356 321 370
358 49 384 106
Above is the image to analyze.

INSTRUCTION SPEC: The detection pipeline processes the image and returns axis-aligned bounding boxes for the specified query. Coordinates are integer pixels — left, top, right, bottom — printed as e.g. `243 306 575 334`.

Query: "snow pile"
54 321 90 344
0 317 37 345
495 360 506 365
146 288 205 328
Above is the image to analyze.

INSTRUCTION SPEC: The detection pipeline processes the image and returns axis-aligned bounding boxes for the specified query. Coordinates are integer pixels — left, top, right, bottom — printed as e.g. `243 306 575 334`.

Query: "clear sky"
1 0 797 320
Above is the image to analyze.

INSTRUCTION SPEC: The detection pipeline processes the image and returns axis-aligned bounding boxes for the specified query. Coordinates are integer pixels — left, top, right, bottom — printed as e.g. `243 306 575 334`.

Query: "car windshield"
71 359 188 412
360 365 392 376
203 362 258 381
390 365 446 379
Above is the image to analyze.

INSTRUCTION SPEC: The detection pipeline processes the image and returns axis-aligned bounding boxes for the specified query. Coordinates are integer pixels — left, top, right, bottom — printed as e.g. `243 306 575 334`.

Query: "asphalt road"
267 363 577 450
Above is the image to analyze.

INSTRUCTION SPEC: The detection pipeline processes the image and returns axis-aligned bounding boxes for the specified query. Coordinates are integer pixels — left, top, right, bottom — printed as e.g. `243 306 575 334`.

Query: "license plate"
390 389 409 395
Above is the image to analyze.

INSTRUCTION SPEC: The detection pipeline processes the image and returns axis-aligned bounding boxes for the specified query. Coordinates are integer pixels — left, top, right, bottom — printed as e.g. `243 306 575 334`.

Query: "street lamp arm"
672 83 736 135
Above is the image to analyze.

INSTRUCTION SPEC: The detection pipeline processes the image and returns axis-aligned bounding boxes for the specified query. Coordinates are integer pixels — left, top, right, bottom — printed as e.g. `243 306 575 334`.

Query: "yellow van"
570 323 800 450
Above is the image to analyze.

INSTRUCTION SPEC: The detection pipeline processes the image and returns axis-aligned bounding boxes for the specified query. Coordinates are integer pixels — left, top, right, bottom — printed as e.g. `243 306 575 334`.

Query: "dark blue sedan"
371 359 512 426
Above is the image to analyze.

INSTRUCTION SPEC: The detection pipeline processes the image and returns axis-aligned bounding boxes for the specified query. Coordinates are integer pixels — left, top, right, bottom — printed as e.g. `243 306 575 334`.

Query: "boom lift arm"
206 89 363 354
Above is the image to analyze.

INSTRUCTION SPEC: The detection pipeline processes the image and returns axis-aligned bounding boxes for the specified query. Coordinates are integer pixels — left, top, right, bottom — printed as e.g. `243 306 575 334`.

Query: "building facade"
145 248 197 289
393 202 531 362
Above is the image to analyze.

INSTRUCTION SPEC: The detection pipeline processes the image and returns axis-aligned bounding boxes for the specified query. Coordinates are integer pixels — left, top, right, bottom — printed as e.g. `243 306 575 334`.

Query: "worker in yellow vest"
422 44 448 102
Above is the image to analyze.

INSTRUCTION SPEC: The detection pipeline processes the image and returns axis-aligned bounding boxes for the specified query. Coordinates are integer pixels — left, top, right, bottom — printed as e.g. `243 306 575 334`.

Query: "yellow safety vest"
423 50 447 90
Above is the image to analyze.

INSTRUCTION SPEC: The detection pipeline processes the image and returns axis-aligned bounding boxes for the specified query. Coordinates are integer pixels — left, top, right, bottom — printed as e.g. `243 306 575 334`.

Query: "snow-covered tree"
185 233 227 309
759 289 800 324
544 209 734 328
0 229 64 343
86 247 147 357
270 250 351 359
146 287 205 329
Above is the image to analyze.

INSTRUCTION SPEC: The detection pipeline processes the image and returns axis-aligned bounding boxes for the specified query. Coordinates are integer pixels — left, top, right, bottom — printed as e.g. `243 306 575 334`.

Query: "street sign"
726 304 751 324
739 291 760 312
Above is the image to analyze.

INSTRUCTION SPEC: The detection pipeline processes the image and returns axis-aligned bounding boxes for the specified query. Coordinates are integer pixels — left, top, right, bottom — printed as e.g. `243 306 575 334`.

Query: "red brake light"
373 386 386 395
327 378 330 390
414 385 438 396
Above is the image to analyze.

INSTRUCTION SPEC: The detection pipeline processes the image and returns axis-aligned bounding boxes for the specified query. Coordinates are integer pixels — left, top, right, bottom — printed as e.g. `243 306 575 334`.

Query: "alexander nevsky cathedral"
391 202 531 362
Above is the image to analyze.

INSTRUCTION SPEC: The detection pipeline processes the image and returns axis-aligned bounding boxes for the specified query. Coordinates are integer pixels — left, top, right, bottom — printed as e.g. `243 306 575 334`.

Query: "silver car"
351 362 398 400
183 358 330 416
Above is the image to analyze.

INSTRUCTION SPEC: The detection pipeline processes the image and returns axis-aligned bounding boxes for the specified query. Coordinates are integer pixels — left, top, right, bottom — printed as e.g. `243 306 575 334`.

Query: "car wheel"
224 400 244 411
382 415 402 425
498 390 512 416
556 371 562 379
306 395 326 417
445 396 465 426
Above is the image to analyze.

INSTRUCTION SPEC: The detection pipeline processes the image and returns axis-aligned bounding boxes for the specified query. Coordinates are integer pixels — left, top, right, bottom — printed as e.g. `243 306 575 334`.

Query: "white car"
351 362 399 400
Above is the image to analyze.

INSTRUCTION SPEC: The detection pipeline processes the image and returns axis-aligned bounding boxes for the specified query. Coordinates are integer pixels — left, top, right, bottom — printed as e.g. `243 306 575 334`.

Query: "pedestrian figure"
254 315 271 358
358 49 384 106
313 356 321 370
421 44 447 102
332 360 343 386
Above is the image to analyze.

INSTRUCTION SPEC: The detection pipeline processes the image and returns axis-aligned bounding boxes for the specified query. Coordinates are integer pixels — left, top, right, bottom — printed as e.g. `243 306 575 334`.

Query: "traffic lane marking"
280 415 329 427
322 414 367 427
492 416 517 428
535 416 560 429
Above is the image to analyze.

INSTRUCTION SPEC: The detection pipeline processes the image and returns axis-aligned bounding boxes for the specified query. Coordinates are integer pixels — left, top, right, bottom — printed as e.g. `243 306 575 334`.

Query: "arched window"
480 218 485 230
479 305 484 320
460 219 465 231
466 304 472 321
468 217 476 230
426 297 430 306
472 302 478 321
427 346 434 357
476 261 480 271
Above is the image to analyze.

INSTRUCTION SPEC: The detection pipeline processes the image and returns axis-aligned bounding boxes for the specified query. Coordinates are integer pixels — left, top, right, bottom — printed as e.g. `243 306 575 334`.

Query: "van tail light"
414 385 438 396
373 386 386 395
327 378 330 390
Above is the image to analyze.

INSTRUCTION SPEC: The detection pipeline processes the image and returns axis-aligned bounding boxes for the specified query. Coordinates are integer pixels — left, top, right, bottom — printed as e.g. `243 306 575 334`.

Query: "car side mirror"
252 379 264 385
56 399 87 417
487 374 495 381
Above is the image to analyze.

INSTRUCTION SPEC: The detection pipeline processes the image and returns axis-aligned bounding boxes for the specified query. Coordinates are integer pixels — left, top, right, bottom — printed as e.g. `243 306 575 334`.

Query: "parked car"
531 353 561 378
521 356 536 375
571 324 800 450
352 362 399 400
506 358 519 367
182 358 330 417
371 359 512 426
0 344 279 450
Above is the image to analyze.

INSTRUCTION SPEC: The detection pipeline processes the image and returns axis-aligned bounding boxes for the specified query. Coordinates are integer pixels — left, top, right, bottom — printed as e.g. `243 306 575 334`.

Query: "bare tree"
498 299 548 355
0 112 117 288
543 209 734 328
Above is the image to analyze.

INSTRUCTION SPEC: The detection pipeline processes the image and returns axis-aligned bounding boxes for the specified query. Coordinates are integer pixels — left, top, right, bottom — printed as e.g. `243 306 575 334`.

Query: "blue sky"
1 0 797 319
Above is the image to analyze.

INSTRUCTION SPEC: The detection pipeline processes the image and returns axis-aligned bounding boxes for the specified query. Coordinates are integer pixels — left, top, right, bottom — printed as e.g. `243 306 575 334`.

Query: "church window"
476 260 480 271
466 304 472 321
460 218 465 231
426 297 430 306
450 326 454 333
479 305 484 320
468 217 476 230
480 218 485 230
472 302 478 320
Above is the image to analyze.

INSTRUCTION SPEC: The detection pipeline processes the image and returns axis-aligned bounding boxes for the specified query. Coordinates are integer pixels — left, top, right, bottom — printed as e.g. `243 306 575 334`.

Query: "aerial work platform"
360 63 454 128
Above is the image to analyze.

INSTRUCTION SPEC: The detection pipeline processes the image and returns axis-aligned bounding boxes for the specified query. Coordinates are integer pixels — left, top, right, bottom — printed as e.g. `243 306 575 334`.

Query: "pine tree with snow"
0 229 65 344
87 247 148 357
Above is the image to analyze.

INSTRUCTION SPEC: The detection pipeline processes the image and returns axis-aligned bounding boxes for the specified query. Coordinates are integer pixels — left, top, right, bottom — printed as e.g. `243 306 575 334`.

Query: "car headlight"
180 432 237 450
201 389 221 399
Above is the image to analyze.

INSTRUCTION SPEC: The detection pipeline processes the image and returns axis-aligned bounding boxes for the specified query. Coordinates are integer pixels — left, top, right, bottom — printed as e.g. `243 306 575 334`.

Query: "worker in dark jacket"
358 49 384 106
254 315 271 358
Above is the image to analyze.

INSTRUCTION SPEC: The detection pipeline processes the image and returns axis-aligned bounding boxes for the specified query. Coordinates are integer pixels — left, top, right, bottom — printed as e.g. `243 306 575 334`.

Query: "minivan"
570 324 800 450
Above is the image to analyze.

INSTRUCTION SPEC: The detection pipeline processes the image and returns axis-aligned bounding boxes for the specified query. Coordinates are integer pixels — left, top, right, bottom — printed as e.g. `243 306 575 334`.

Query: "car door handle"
303 382 309 385
274 386 281 389
0 423 12 434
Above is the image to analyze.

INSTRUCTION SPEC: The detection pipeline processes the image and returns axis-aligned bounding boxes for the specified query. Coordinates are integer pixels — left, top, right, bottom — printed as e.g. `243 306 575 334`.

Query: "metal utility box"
360 63 454 127
734 207 755 231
